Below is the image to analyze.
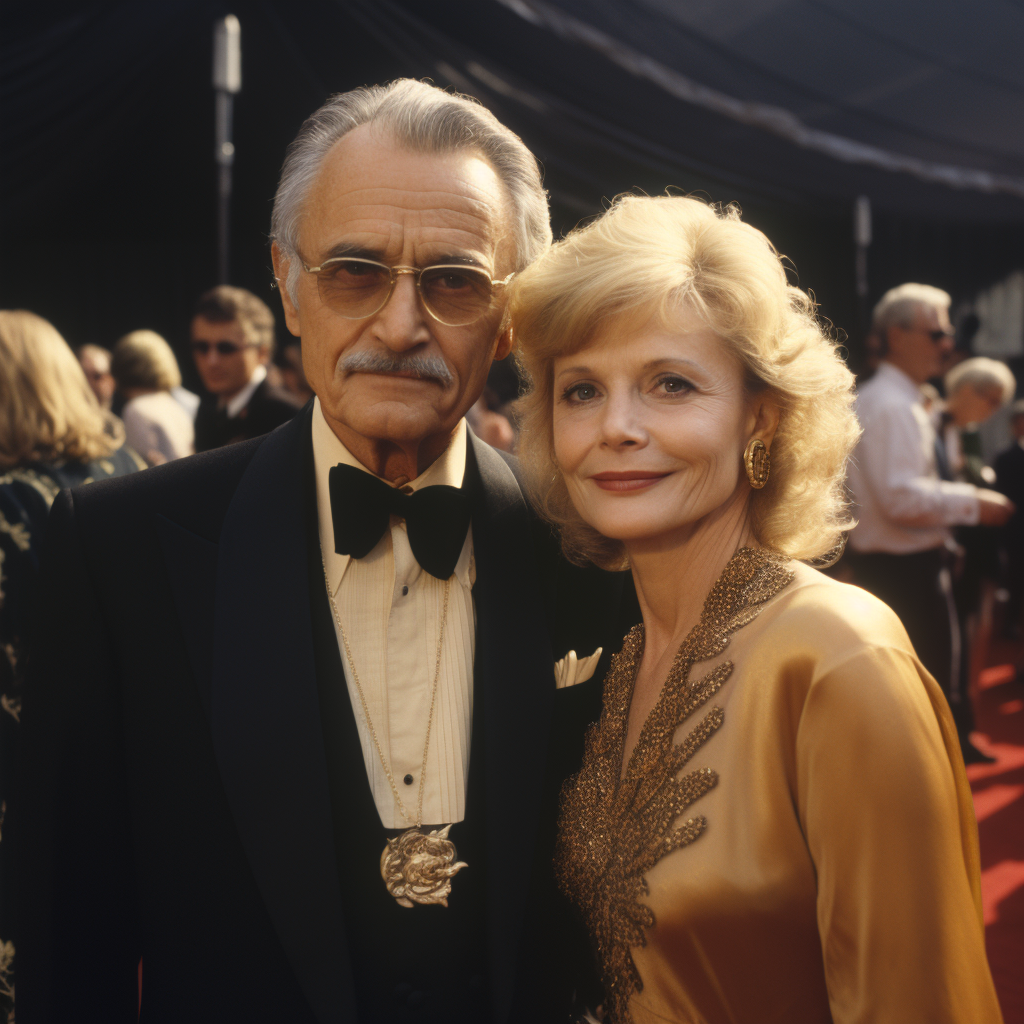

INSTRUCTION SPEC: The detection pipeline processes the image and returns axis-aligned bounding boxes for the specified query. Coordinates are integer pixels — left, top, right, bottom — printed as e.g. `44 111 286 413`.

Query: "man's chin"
322 396 455 445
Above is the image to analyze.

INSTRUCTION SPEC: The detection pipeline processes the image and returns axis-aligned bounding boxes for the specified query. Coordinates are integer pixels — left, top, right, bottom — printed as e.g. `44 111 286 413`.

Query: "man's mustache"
338 350 454 387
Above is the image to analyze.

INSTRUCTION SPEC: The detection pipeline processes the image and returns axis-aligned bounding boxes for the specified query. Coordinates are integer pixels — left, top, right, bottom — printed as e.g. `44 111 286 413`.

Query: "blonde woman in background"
112 329 195 466
511 196 1001 1024
0 310 142 1024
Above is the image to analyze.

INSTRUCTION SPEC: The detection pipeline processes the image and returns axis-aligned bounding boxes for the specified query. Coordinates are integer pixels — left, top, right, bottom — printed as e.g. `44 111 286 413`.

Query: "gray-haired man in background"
846 284 1014 764
17 81 633 1024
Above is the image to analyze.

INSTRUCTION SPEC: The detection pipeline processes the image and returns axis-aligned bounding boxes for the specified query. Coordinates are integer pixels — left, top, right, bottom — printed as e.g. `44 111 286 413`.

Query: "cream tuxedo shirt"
312 399 475 828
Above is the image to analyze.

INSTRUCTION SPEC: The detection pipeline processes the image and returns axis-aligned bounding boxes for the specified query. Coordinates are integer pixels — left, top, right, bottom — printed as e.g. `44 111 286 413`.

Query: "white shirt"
312 398 475 828
171 386 200 420
121 392 195 466
225 363 267 418
848 361 980 554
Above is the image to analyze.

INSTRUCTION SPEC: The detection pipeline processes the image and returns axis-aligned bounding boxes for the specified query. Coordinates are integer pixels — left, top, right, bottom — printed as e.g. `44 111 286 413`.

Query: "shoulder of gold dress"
555 547 794 1024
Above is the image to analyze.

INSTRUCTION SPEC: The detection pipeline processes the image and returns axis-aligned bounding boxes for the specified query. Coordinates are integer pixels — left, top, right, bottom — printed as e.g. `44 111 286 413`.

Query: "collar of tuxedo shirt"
311 397 473 595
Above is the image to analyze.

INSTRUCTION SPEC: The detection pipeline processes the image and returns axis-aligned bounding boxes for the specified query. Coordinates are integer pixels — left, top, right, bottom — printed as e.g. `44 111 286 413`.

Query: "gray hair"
872 282 952 343
945 356 1017 405
270 79 551 305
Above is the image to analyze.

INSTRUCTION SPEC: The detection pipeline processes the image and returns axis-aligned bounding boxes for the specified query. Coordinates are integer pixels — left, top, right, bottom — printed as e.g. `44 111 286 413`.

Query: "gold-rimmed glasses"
300 255 514 327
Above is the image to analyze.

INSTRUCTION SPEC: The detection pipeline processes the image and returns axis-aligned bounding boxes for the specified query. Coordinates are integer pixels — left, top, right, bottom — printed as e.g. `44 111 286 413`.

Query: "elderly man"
846 284 1014 764
17 81 632 1024
191 284 302 451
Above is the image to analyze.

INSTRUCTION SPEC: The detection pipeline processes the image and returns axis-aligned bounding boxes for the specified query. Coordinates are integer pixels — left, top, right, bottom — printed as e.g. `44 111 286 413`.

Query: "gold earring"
743 438 770 489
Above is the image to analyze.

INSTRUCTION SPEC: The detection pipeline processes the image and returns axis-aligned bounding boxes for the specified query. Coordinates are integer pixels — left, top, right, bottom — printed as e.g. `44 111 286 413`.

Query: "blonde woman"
0 310 142 1023
111 329 195 465
511 197 1001 1024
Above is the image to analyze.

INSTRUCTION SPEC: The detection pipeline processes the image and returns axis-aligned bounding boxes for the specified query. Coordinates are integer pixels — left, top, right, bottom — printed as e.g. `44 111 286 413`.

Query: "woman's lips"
590 471 669 492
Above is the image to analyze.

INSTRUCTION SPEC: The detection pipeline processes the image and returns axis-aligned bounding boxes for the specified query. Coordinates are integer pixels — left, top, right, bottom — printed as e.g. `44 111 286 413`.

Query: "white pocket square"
554 648 603 689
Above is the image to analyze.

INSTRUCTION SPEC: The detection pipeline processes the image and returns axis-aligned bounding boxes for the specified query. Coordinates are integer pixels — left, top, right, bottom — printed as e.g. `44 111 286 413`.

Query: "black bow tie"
328 463 472 581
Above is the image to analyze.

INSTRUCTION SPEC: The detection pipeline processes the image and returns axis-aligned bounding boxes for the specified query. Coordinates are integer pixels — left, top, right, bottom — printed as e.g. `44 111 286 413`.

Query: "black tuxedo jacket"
194 377 303 452
16 405 635 1023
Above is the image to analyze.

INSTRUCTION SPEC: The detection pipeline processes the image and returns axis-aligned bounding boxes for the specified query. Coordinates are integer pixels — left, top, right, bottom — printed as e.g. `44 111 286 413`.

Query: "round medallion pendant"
380 824 468 908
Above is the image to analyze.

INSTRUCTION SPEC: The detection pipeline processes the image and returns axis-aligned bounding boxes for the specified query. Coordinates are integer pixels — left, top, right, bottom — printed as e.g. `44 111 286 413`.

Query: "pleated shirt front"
312 399 475 829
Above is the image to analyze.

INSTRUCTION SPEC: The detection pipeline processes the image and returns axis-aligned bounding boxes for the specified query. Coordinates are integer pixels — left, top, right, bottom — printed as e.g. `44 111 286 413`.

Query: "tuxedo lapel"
466 432 557 1018
211 411 356 1024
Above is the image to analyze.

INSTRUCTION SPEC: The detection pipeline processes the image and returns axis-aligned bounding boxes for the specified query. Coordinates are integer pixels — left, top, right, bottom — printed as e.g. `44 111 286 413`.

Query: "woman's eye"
657 376 692 395
564 383 599 402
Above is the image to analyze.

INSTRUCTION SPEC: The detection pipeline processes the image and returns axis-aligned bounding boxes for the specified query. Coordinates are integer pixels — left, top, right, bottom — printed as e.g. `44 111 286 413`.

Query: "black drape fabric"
7 0 1024 380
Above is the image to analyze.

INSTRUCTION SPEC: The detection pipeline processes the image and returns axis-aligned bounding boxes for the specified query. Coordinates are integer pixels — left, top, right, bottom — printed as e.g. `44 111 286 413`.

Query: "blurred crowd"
844 283 1023 766
1 280 1022 771
0 274 1023 1019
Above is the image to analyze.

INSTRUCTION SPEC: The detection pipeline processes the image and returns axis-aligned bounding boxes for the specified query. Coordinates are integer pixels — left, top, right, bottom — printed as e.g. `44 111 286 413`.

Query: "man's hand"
976 489 1015 526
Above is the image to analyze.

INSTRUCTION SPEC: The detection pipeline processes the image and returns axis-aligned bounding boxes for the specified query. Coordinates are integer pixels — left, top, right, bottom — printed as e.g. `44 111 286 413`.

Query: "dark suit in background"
995 439 1024 630
15 405 634 1023
194 376 301 452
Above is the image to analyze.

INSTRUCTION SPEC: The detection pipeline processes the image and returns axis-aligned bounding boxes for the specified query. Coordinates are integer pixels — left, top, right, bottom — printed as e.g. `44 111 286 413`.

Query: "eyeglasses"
191 340 258 356
914 326 955 344
300 256 514 327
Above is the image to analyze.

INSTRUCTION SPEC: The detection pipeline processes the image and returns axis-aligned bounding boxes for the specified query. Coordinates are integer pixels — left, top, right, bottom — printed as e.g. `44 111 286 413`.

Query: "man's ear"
493 320 514 362
271 242 302 338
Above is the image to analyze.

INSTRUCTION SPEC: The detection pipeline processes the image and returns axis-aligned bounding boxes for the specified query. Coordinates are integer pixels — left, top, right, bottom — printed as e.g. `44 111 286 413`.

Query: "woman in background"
0 310 142 1021
111 329 194 466
511 196 1001 1024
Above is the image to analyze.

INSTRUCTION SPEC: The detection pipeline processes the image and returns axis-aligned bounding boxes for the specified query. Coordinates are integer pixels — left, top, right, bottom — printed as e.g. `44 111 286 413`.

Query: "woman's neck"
626 488 756 665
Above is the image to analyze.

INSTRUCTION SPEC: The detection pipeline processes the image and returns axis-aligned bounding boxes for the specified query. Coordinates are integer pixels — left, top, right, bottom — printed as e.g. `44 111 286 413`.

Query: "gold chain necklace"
321 553 468 908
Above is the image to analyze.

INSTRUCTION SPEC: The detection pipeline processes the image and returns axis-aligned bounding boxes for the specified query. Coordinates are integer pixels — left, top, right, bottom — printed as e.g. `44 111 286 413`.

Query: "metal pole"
854 195 872 301
854 195 872 366
213 15 241 284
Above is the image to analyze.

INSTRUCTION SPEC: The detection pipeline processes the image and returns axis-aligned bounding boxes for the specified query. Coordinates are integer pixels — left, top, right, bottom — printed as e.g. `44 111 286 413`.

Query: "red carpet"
968 660 1024 1024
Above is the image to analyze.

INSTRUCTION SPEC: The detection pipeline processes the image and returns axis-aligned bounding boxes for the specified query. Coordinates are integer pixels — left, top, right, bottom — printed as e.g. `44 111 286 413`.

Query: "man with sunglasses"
18 81 633 1024
191 285 302 451
846 283 1014 765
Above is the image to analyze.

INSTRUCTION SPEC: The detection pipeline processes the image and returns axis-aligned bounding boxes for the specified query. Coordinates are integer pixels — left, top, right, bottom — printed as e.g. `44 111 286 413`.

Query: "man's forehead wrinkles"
320 184 497 214
320 199 495 230
308 211 499 263
317 217 494 243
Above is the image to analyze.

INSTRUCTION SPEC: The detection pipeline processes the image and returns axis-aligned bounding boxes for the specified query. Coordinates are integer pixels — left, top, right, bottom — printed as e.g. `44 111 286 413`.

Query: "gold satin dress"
556 549 1002 1024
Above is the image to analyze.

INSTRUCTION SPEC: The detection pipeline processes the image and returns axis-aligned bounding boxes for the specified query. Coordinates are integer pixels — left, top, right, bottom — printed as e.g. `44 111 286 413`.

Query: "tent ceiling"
380 0 1024 220
608 0 1024 167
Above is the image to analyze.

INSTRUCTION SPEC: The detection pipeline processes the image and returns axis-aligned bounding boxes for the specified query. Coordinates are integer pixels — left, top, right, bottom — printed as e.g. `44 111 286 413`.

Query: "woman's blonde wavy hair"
0 310 121 470
510 194 861 570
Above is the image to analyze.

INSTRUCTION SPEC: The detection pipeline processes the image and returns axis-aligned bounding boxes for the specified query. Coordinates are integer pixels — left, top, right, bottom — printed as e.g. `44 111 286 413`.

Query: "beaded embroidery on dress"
554 548 794 1024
